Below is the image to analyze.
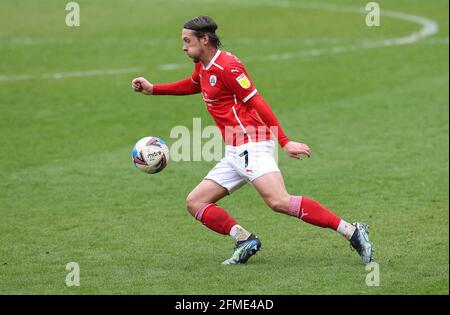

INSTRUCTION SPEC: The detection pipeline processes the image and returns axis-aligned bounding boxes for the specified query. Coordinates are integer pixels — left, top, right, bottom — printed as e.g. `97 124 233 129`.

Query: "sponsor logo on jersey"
209 75 217 86
236 73 251 89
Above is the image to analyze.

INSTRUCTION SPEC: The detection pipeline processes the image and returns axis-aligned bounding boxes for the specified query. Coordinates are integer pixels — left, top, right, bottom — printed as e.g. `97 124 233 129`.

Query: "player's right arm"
132 63 201 96
132 77 201 95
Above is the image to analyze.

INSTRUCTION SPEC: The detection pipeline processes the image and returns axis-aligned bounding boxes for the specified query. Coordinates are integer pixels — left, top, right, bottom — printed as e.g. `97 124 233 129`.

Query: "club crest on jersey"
236 73 251 89
209 75 217 86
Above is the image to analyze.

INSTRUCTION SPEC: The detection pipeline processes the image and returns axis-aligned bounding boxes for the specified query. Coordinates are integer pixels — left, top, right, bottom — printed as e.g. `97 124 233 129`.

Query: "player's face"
182 29 205 63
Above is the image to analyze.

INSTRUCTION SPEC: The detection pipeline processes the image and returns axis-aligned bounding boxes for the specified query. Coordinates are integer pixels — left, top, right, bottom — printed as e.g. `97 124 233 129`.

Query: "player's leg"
186 178 249 240
185 179 228 217
252 171 373 264
252 172 346 228
187 161 261 265
186 158 261 265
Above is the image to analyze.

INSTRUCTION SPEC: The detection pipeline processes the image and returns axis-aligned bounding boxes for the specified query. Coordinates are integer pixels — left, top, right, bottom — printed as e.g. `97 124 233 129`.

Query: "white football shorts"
204 140 280 194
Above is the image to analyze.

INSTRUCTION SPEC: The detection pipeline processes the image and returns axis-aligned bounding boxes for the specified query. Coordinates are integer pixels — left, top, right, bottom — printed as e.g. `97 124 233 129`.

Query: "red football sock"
195 203 238 235
288 196 341 230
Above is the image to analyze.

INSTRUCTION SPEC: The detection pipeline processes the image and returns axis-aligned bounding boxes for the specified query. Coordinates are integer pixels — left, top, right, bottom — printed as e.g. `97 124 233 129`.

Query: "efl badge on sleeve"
236 73 251 89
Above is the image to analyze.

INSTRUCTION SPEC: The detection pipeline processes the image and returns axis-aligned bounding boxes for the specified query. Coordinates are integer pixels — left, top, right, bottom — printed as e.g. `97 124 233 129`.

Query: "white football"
132 136 169 174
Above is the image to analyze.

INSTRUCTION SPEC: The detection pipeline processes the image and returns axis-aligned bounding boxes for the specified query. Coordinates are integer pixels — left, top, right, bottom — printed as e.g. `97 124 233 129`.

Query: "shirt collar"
203 49 221 71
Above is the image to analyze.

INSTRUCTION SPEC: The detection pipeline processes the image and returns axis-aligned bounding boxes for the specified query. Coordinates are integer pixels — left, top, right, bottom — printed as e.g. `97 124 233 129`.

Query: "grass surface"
0 0 448 294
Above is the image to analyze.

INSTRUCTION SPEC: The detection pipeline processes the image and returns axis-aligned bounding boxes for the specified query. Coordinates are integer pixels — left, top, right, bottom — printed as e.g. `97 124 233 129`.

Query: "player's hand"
283 141 311 159
132 77 153 95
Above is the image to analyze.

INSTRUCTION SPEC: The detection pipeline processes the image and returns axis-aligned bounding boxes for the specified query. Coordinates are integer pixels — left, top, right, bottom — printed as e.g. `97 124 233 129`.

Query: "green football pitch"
0 0 448 294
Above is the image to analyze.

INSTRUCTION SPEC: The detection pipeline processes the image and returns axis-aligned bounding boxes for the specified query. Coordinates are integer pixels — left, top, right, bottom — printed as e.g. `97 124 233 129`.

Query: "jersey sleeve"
152 77 201 95
246 93 290 147
222 62 257 103
152 63 201 95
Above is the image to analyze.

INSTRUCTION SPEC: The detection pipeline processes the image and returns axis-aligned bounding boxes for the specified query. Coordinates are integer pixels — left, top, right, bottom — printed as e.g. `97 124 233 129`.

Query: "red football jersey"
190 50 273 146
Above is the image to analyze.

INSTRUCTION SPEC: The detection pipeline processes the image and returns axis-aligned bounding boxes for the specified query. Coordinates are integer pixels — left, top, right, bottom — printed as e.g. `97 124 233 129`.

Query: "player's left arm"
247 94 311 159
222 62 311 159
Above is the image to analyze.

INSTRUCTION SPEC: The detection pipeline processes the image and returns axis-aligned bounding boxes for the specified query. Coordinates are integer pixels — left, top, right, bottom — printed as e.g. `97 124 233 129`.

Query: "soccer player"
131 16 373 265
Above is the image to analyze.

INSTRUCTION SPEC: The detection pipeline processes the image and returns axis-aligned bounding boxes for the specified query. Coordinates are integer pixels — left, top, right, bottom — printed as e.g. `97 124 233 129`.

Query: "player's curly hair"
184 16 222 48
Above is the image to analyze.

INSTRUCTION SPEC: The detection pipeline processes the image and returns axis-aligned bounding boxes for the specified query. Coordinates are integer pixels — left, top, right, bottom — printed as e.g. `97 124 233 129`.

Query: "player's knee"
266 195 290 213
185 194 197 216
266 198 284 212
